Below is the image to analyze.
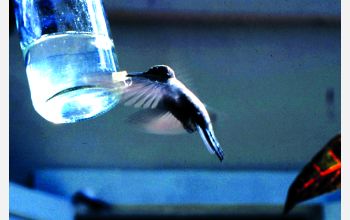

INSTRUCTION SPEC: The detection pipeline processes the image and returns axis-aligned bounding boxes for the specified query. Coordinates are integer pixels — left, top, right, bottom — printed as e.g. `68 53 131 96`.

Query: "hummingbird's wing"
283 134 341 214
126 109 186 135
122 78 165 109
121 77 187 134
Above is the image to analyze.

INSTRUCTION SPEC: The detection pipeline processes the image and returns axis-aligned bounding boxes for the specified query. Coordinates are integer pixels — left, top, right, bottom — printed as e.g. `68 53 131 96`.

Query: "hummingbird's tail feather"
197 125 224 161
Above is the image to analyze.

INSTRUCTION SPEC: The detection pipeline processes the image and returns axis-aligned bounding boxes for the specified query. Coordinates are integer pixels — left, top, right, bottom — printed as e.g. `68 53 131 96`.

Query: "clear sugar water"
25 33 121 123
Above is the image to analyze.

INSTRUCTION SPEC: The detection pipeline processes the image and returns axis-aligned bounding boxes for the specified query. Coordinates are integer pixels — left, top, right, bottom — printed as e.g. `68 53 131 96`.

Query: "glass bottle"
13 0 124 123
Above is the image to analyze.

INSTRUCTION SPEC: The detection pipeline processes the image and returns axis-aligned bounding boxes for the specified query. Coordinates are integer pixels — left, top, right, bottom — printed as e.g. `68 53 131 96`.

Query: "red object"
284 134 341 214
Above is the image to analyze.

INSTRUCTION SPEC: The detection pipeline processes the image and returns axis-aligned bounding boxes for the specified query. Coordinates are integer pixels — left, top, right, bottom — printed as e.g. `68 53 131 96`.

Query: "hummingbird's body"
123 65 224 161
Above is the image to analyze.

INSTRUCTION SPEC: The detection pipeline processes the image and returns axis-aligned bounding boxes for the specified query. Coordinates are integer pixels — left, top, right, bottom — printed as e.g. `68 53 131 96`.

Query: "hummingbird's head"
144 65 175 82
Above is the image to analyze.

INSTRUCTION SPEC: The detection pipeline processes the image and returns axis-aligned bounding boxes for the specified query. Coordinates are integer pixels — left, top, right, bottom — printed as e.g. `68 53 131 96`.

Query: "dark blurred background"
9 0 340 220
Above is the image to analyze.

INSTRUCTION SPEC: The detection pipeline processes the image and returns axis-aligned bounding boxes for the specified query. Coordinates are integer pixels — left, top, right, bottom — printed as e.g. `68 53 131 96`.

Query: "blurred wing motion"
122 76 166 110
121 76 186 135
284 134 341 214
126 109 186 135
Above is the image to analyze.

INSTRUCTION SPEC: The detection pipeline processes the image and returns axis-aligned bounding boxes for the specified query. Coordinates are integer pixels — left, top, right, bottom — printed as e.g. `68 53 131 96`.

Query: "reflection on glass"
14 0 124 123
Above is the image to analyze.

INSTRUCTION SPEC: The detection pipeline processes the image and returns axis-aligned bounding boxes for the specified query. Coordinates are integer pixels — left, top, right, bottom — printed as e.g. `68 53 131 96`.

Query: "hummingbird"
121 65 224 161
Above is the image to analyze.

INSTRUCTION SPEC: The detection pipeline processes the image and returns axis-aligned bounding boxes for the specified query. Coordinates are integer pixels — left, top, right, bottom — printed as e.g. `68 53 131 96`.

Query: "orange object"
284 134 341 214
